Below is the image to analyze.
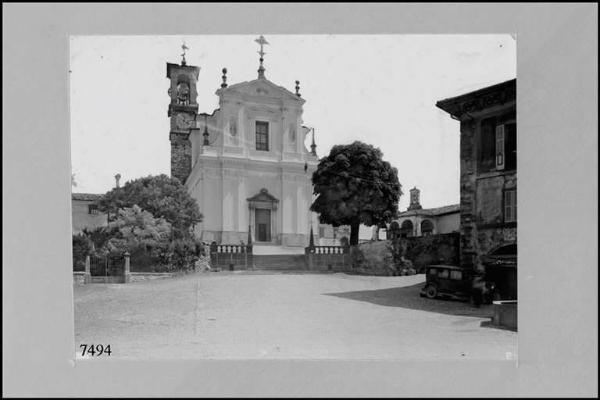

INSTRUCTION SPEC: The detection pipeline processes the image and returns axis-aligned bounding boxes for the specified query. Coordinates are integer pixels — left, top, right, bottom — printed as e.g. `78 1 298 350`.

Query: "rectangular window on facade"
319 227 325 237
479 117 496 171
495 124 505 170
504 190 517 223
255 121 269 151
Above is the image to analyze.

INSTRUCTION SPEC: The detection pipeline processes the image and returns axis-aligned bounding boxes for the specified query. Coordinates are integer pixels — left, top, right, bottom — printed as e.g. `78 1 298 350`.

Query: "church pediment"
218 78 304 103
247 188 279 204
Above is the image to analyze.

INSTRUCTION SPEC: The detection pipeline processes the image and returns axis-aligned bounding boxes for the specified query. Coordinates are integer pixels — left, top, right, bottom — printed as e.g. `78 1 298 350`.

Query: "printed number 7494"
79 344 112 357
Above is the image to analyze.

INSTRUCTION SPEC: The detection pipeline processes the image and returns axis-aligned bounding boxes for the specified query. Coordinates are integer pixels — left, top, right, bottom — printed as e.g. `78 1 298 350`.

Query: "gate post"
84 254 92 284
124 251 131 283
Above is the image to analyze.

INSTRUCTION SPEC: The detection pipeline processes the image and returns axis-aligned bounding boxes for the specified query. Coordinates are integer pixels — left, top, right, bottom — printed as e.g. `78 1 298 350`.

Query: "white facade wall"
186 77 319 247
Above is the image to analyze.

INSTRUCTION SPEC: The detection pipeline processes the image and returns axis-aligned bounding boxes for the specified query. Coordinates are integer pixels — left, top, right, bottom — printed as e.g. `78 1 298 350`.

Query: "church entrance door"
255 209 271 242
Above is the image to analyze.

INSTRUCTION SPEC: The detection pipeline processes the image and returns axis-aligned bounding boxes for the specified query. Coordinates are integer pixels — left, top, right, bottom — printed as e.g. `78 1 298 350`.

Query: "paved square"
74 272 517 360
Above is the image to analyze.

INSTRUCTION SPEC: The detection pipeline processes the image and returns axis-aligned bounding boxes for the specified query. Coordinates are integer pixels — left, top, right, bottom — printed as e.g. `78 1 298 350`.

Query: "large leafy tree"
105 205 173 252
310 141 402 245
98 174 202 238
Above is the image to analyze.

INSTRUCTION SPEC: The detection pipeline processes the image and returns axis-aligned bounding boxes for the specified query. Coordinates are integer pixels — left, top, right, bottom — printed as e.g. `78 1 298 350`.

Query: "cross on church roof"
255 35 269 78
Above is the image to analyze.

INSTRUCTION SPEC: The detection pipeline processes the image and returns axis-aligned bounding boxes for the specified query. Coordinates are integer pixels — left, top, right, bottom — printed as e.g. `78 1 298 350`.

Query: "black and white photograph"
70 34 517 360
3 3 597 398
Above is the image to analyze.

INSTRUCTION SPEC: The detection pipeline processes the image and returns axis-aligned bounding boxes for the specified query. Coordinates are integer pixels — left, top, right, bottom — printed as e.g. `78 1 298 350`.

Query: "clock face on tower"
175 113 194 130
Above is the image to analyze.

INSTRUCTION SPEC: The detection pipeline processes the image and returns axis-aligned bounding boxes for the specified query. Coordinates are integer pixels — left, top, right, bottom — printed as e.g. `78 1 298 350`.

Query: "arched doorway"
400 220 414 238
421 219 434 236
388 221 401 240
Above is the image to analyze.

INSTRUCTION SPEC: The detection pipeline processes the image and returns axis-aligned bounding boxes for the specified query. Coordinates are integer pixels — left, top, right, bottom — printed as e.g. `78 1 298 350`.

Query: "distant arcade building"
390 187 460 239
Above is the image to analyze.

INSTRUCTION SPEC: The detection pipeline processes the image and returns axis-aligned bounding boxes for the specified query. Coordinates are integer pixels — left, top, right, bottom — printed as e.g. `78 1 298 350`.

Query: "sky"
70 34 515 211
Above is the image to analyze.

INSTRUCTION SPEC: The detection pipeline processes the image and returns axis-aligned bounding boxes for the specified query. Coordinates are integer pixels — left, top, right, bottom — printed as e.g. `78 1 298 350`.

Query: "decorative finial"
114 173 121 188
310 127 317 156
203 115 210 146
221 68 228 88
181 41 189 66
295 80 301 97
254 35 269 78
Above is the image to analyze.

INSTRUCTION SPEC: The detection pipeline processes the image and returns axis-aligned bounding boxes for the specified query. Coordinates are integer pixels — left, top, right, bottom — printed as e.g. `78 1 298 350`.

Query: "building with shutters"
71 193 107 234
436 78 517 270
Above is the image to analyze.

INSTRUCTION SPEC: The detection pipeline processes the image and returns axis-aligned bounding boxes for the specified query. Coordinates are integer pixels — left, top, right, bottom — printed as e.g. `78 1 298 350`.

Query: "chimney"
407 187 422 211
115 173 121 188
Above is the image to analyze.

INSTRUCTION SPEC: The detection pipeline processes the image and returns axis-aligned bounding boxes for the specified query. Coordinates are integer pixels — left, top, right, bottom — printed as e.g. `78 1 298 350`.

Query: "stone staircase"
253 254 307 271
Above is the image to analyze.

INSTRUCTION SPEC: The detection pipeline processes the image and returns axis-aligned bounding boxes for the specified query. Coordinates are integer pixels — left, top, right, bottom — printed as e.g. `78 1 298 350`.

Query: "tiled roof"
71 192 104 201
398 203 460 217
427 204 461 216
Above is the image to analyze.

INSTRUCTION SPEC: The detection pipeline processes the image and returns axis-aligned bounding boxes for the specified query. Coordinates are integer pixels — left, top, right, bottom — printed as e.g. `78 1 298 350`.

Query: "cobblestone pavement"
74 271 517 361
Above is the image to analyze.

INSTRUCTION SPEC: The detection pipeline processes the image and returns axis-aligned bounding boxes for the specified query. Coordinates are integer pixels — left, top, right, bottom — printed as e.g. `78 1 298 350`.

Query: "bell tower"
167 44 200 184
407 187 422 211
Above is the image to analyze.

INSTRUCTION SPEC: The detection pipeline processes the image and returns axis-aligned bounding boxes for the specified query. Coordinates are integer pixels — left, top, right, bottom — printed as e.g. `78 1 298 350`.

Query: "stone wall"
73 271 174 284
170 133 192 184
307 241 395 275
73 271 85 285
349 241 397 275
393 233 460 273
458 111 517 270
306 235 459 276
306 248 352 272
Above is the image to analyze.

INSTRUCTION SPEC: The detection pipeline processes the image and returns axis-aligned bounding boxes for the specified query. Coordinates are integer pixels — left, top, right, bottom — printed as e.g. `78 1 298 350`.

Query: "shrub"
72 234 93 271
168 237 201 271
350 241 395 275
78 206 206 272
82 226 116 254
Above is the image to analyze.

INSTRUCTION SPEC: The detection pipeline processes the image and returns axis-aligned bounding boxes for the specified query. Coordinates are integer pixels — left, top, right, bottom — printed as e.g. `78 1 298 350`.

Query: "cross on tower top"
181 41 189 65
254 35 269 78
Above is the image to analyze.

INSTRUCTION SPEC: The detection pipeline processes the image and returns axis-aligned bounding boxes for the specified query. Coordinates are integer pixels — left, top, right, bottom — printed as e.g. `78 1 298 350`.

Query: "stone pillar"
306 227 315 270
306 252 314 270
84 255 91 284
124 251 131 283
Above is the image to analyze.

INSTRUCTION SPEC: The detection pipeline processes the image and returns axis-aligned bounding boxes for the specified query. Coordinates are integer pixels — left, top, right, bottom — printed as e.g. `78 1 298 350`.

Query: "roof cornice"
436 79 516 120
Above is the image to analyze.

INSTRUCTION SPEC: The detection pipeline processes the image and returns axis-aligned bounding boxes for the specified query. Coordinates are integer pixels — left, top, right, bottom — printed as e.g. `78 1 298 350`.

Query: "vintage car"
420 265 473 301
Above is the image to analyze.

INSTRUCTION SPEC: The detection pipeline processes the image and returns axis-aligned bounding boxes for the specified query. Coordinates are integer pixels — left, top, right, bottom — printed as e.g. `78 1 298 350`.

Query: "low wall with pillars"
305 245 351 272
210 243 253 270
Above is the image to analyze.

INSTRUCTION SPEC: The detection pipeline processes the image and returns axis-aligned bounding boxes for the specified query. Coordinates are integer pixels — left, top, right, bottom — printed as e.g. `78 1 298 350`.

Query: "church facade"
166 38 320 248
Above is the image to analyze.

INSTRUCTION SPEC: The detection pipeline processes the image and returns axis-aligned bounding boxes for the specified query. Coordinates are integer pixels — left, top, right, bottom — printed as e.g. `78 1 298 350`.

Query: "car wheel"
425 284 438 299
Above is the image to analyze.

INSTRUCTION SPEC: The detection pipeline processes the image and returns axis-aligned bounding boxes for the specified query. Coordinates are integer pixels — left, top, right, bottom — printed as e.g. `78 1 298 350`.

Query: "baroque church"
166 36 320 249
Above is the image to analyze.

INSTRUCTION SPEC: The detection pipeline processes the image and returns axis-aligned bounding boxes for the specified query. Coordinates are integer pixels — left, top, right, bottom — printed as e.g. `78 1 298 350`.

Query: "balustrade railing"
209 242 253 270
305 245 349 255
305 244 350 271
